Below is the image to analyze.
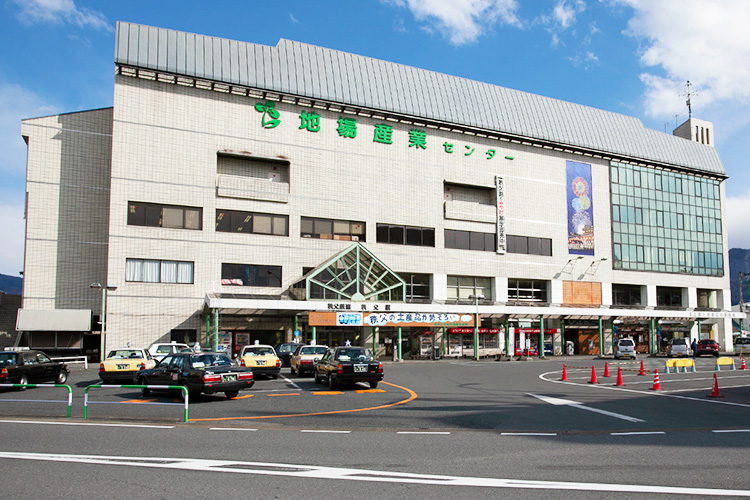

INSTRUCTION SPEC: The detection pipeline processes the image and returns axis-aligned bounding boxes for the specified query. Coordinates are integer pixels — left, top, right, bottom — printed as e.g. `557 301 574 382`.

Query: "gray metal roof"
114 21 725 176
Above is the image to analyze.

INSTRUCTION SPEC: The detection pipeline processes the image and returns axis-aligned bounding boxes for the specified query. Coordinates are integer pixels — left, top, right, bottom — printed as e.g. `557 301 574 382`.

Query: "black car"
314 346 383 389
136 352 254 399
0 349 69 389
274 342 300 367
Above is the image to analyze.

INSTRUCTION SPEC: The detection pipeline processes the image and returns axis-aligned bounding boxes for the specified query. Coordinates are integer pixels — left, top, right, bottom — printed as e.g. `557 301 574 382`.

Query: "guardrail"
0 383 73 417
51 356 88 370
84 384 189 422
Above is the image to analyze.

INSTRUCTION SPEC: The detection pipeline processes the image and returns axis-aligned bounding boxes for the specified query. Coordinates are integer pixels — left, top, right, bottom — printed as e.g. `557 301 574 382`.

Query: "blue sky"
1 0 749 277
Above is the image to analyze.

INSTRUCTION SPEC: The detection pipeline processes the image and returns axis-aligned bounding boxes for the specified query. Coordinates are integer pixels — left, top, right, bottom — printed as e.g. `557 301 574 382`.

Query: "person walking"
691 338 697 357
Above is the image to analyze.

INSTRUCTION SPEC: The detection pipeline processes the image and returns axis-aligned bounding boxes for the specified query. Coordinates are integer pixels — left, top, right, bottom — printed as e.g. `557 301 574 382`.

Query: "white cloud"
0 83 57 176
616 0 750 118
0 200 25 277
726 192 750 250
12 0 111 31
553 0 585 29
383 0 521 45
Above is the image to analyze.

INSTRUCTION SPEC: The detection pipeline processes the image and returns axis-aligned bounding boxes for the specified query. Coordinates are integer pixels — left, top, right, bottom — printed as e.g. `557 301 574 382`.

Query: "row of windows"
128 202 202 230
611 164 721 199
612 205 721 234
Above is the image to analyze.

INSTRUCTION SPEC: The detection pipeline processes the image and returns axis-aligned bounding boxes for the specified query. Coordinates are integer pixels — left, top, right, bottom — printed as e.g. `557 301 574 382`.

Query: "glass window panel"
455 231 470 250
161 261 178 283
300 217 314 235
184 209 201 230
376 224 389 243
272 216 288 236
444 230 456 249
528 238 542 255
128 203 145 226
162 207 184 229
389 225 404 244
314 219 333 236
422 228 435 247
351 223 365 236
469 232 485 251
142 260 160 283
233 212 251 232
216 210 232 232
485 233 495 252
405 227 421 246
333 220 350 234
253 214 272 234
515 236 528 254
145 206 161 227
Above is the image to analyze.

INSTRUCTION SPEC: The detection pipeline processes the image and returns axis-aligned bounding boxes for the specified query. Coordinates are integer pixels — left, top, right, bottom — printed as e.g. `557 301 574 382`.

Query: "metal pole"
205 314 210 345
504 317 510 357
474 295 479 361
100 288 107 359
650 317 656 355
397 327 402 361
539 315 545 358
312 326 317 345
561 318 566 355
372 327 376 354
213 308 219 351
598 316 604 356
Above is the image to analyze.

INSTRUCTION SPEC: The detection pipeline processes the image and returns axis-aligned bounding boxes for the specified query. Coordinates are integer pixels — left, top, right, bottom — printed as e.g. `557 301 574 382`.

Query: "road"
1 356 749 498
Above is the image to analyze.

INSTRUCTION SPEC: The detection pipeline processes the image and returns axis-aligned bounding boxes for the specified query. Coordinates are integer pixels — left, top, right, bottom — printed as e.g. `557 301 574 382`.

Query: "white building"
17 22 742 360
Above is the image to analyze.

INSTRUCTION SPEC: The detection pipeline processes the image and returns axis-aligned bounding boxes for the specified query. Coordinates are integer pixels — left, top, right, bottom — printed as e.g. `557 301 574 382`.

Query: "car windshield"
107 349 143 359
178 347 194 353
189 353 232 368
301 346 328 355
244 347 275 356
335 348 374 362
0 353 18 366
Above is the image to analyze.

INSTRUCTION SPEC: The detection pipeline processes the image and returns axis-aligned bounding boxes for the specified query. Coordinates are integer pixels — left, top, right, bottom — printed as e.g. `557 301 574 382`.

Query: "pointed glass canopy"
291 243 406 301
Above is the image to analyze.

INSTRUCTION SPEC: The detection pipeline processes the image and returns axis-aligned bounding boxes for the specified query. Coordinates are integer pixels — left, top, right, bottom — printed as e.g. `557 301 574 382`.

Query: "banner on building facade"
566 160 594 255
496 175 506 254
309 311 474 328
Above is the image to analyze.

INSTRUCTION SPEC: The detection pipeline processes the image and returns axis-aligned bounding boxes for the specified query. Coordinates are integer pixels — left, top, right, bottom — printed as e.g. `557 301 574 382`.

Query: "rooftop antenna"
683 80 697 118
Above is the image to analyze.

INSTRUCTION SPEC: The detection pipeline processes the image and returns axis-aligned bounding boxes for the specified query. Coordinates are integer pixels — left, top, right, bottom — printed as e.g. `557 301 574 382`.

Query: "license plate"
116 364 128 370
222 374 238 382
256 360 266 366
354 364 367 373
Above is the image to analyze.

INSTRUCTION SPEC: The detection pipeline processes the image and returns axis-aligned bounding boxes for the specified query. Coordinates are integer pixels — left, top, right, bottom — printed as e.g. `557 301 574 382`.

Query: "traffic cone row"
649 369 662 391
708 373 723 398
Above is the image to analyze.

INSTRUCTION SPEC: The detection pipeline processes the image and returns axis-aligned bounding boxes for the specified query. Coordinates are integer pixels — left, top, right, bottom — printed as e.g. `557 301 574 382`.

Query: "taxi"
290 344 328 376
238 344 281 379
99 348 156 384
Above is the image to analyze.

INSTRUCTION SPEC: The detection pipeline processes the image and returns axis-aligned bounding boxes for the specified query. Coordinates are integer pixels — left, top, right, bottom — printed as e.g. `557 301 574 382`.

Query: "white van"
735 337 750 357
614 338 636 360
667 338 691 357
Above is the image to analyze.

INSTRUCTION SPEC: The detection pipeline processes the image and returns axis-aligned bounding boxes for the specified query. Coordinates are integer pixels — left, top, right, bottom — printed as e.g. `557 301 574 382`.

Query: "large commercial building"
17 22 742 360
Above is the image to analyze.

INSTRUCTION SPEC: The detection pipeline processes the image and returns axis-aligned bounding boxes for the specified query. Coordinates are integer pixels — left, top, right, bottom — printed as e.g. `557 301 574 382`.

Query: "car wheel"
139 377 151 397
55 370 68 385
17 374 29 391
290 365 296 375
272 373 279 380
224 390 239 399
314 371 322 384
369 381 378 389
328 375 337 390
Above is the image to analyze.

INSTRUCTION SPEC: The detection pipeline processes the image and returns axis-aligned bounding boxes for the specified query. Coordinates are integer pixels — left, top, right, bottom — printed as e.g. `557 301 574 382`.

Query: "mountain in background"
0 274 22 295
729 248 750 306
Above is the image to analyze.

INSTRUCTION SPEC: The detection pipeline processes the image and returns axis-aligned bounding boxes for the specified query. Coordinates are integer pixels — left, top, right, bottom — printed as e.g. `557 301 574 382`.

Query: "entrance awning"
16 309 92 331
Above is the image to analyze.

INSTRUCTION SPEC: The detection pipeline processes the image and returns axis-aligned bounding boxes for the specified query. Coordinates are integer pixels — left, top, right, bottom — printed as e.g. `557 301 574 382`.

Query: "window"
507 235 552 256
398 273 431 301
447 276 491 302
126 259 194 284
128 202 202 230
301 217 365 241
507 279 548 303
697 289 714 309
445 229 495 251
612 284 642 306
377 224 435 247
221 263 282 287
216 210 288 236
657 286 683 307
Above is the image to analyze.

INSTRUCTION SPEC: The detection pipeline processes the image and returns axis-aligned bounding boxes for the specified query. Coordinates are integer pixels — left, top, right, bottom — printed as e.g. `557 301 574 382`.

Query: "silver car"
614 338 636 360
667 337 691 357
735 337 750 357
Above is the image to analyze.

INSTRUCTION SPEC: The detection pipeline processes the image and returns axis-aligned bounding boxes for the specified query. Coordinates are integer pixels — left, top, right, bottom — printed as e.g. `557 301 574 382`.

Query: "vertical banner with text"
566 161 594 255
496 175 506 254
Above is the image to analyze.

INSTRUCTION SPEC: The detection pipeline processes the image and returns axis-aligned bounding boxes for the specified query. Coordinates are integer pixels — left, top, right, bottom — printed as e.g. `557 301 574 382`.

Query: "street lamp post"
469 294 485 361
90 282 117 360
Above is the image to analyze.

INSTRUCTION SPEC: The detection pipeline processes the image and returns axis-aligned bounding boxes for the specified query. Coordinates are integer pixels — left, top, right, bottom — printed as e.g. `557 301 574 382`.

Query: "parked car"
314 346 383 389
667 338 691 357
137 352 254 399
238 344 281 379
290 344 328 376
275 342 301 367
0 348 69 389
147 342 193 363
735 337 750 357
614 338 637 360
695 339 720 357
99 348 156 384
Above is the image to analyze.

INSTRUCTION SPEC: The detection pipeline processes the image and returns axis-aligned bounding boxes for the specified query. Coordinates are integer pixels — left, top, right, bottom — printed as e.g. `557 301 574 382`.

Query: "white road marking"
0 451 747 496
529 394 645 423
501 433 557 436
0 419 173 429
611 432 665 436
209 427 258 432
712 429 750 433
301 430 351 434
282 376 302 390
396 431 451 435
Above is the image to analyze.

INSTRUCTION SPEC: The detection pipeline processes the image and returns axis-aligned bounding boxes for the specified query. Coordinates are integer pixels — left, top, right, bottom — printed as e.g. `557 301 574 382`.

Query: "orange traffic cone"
615 366 625 387
561 364 569 381
649 369 662 391
708 373 723 398
588 365 599 384
741 357 747 370
638 360 646 376
603 361 611 377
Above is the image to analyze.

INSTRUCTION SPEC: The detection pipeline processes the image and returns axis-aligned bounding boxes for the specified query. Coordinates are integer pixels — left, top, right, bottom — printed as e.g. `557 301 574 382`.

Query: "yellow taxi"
99 348 157 384
290 344 328 376
238 344 281 379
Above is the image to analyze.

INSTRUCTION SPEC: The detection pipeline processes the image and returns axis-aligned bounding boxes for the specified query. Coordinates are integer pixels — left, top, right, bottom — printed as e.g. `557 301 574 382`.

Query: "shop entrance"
614 320 650 354
315 328 361 348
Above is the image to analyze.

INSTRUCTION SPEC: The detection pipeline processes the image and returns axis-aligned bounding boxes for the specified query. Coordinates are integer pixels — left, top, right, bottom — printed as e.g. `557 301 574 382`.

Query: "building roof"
114 21 725 177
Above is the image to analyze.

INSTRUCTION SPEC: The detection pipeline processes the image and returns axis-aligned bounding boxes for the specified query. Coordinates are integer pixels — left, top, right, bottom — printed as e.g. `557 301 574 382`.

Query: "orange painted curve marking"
267 393 301 397
189 381 417 422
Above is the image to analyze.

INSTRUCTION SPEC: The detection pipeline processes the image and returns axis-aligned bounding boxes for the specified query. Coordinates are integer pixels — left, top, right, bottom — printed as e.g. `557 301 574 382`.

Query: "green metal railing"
0 383 73 417
84 384 189 422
